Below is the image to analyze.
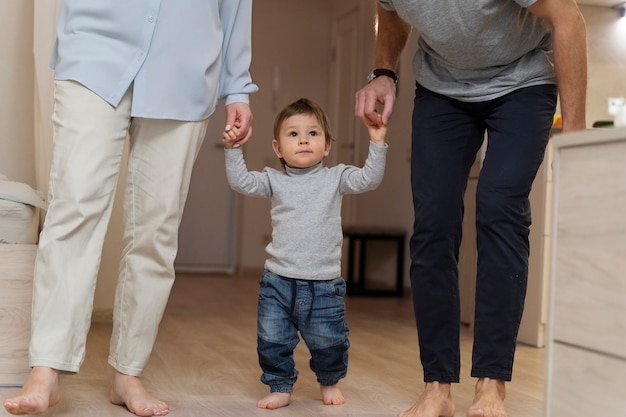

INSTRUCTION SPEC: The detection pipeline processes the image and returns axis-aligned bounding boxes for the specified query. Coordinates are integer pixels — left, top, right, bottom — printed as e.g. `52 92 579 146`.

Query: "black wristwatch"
367 68 398 84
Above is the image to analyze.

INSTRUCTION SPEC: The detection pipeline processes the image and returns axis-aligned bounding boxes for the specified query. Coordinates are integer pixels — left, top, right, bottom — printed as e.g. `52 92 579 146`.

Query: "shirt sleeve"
339 141 388 195
225 147 273 198
218 0 259 105
378 0 396 11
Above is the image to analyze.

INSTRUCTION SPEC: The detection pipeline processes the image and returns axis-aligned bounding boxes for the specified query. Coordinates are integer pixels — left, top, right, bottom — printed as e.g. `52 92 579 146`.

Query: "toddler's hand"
222 124 241 149
367 115 387 146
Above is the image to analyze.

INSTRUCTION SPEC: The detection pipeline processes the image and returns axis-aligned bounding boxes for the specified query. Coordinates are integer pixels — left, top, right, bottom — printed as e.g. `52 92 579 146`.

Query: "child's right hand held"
222 125 241 149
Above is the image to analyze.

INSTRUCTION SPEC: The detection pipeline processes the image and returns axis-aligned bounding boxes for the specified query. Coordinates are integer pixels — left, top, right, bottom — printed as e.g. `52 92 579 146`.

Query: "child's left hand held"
367 117 387 146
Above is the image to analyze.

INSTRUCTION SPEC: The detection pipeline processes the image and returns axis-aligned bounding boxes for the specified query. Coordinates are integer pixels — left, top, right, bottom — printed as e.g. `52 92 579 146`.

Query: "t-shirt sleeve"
512 0 539 7
378 0 396 11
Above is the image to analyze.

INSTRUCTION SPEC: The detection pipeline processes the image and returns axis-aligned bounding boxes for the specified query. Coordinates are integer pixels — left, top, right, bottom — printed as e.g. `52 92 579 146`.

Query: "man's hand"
355 76 397 128
355 5 410 129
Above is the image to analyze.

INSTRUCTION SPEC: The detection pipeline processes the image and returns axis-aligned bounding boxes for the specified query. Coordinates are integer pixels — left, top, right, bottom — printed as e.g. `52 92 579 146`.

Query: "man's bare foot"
320 384 344 405
467 378 507 417
256 392 291 409
3 367 60 415
398 382 455 417
110 372 169 416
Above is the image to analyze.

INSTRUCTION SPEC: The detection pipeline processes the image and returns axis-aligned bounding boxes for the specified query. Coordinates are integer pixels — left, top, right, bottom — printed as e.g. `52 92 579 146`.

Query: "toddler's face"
272 114 331 169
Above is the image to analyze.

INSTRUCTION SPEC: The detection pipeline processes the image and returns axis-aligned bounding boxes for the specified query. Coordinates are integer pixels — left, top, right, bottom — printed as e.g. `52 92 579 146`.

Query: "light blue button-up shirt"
51 0 258 121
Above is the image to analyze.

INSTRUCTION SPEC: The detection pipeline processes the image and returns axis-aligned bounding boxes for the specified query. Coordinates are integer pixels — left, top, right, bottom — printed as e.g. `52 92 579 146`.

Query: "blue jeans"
257 270 350 393
410 84 557 382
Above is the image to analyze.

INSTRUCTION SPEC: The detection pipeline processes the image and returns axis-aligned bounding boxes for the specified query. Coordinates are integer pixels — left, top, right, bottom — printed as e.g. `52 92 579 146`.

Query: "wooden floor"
0 273 546 417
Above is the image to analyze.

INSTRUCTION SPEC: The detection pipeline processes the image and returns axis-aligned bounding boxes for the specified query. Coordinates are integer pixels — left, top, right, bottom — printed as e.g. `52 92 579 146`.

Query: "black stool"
343 226 406 297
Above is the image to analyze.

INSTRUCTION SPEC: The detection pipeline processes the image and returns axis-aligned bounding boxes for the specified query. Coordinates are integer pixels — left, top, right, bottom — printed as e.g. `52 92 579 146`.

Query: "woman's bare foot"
3 367 60 415
257 392 291 409
398 382 455 417
320 384 344 405
110 372 169 416
467 378 507 417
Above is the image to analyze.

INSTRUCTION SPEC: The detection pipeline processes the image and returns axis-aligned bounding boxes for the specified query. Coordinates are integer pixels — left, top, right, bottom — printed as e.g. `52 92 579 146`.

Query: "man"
4 1 257 416
355 0 586 416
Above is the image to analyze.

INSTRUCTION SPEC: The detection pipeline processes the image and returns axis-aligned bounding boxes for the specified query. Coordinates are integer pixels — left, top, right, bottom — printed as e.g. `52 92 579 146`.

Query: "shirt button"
137 53 145 62
148 15 155 22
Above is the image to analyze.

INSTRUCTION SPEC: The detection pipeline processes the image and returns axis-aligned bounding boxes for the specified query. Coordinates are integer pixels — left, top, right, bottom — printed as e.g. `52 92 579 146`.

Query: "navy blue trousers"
410 84 557 382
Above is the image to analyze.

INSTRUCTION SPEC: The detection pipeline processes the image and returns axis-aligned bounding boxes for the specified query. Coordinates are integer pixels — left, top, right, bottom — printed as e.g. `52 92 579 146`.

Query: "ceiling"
578 0 623 7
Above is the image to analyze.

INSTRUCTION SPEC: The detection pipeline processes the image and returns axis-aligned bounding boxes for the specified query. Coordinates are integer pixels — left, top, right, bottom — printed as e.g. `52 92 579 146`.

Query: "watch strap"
368 68 398 84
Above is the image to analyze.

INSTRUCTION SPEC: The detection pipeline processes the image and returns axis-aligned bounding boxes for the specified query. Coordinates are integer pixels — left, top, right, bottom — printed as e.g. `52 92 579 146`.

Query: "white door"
329 1 372 224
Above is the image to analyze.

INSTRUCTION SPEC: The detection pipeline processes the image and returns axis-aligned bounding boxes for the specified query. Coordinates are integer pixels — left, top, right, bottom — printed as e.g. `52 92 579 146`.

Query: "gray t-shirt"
379 0 556 101
225 141 387 280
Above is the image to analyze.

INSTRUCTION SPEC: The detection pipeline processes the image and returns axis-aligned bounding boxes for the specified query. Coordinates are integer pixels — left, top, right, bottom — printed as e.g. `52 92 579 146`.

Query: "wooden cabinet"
0 244 35 386
546 128 626 416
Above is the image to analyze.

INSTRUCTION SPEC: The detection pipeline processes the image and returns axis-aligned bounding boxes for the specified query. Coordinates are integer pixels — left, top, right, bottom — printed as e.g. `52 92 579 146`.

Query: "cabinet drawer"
552 140 626 358
547 342 626 416
0 244 35 386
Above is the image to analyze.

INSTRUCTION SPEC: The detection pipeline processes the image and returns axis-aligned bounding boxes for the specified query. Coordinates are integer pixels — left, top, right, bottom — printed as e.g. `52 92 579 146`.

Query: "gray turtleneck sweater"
225 141 387 280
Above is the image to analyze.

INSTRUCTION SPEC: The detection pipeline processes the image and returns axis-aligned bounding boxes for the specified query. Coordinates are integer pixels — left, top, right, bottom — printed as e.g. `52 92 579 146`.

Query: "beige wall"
238 0 334 271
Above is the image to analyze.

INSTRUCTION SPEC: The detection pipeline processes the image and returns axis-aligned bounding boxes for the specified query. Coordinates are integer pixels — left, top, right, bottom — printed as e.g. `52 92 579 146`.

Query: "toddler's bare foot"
398 382 455 417
320 384 344 405
467 378 507 417
110 372 169 416
3 366 60 415
257 392 291 409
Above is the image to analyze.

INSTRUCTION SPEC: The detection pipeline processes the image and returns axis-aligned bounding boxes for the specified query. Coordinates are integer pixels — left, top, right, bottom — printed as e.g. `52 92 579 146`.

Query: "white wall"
582 5 626 124
0 0 35 186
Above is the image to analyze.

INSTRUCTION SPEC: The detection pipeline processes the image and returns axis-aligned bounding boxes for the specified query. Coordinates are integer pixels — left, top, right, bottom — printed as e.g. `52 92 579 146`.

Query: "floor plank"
0 273 545 416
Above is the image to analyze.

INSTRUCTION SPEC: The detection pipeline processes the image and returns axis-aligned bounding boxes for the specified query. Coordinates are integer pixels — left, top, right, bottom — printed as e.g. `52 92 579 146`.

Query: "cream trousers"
29 80 208 375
